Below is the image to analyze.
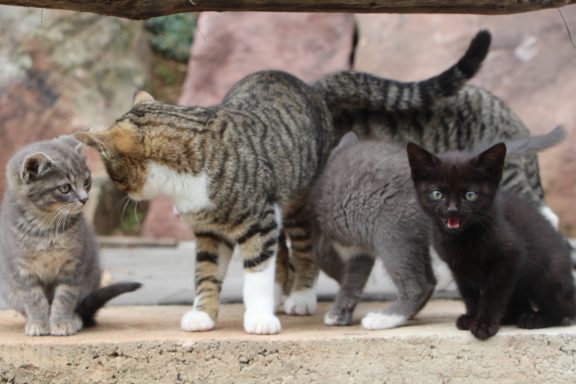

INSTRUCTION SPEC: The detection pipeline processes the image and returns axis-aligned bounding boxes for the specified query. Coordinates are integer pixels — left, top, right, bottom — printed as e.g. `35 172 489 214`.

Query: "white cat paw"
243 312 281 334
283 288 317 315
361 312 408 330
181 310 215 332
50 314 83 336
25 321 50 336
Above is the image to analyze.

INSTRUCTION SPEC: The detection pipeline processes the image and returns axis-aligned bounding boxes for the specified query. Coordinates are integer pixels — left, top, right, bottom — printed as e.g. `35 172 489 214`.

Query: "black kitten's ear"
406 142 440 181
474 142 506 177
21 152 53 182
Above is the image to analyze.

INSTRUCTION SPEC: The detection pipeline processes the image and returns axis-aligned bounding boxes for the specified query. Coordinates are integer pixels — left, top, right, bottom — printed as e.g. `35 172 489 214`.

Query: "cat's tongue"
446 217 461 229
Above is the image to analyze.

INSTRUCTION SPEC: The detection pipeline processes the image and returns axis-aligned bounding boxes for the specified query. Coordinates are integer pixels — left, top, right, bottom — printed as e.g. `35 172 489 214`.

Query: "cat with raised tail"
0 136 141 336
73 30 489 334
407 127 575 340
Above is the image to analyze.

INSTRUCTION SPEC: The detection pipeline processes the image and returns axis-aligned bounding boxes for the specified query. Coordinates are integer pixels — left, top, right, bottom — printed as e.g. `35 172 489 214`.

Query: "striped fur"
75 71 334 334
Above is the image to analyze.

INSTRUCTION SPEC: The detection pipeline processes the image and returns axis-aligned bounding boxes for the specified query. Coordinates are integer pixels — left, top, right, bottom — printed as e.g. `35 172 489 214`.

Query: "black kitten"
406 128 575 340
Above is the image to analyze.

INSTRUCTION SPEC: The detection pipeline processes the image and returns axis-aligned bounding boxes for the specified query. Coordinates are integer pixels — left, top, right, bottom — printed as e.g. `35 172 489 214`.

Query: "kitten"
0 136 141 336
314 30 558 229
407 127 575 340
73 31 489 334
311 132 435 329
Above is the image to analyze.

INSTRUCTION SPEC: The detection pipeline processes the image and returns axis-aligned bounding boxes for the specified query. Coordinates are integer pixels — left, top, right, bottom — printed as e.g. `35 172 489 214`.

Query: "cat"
313 31 558 229
310 132 436 329
71 30 489 334
0 136 141 336
407 127 575 340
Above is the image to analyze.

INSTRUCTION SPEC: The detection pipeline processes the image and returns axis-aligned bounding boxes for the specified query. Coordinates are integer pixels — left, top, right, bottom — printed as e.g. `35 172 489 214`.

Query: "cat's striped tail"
313 30 491 111
76 282 142 327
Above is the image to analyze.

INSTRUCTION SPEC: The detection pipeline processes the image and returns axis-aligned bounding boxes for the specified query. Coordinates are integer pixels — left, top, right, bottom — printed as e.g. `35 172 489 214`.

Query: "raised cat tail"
504 126 566 156
313 30 491 111
76 282 142 327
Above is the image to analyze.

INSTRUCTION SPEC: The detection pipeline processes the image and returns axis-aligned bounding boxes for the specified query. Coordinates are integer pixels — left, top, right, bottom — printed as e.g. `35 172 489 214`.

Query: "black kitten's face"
407 142 506 234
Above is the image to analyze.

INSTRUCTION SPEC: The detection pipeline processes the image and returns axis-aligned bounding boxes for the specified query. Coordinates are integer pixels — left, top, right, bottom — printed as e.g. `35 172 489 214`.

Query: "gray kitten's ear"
21 152 54 182
336 132 359 149
58 135 84 154
132 90 155 106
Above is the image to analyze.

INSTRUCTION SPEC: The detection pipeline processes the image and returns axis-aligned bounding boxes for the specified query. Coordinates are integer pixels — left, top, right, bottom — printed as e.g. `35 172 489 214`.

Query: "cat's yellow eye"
58 184 72 194
429 190 444 201
463 191 479 201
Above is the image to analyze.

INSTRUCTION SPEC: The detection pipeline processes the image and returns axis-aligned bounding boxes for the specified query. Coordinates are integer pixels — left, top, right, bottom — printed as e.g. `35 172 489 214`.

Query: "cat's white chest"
139 161 215 214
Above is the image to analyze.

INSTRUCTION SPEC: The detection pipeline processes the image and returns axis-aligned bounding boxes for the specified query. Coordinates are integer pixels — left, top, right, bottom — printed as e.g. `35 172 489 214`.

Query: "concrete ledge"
1 300 575 383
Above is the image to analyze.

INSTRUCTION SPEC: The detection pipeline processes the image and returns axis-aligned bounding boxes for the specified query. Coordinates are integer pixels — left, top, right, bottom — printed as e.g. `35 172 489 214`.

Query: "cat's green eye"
463 191 479 201
429 190 444 201
58 184 72 194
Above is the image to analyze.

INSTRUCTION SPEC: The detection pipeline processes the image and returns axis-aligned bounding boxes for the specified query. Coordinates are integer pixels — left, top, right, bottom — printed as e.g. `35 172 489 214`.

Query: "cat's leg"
50 284 83 336
236 210 282 334
453 277 480 331
282 200 318 316
274 230 293 313
362 244 436 330
324 253 374 326
18 284 51 336
181 231 233 332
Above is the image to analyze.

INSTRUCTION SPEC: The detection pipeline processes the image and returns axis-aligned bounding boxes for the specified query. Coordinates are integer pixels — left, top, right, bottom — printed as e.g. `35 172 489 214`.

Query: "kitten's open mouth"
445 217 461 229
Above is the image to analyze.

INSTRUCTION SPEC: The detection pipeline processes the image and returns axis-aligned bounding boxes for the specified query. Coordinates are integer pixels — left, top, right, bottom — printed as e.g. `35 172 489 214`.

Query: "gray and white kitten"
0 136 140 336
311 127 565 330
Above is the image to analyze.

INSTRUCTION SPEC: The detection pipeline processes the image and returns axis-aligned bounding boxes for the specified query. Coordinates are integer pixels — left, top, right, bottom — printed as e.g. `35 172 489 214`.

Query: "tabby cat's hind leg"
237 208 282 334
282 201 318 316
181 232 233 332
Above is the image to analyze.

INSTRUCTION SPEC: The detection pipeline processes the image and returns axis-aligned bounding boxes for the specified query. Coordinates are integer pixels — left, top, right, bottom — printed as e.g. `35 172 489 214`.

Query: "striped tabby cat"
313 31 558 228
72 30 488 334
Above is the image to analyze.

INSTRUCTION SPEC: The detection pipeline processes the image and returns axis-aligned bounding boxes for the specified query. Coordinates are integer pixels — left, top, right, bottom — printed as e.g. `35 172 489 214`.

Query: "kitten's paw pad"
25 321 50 336
456 314 474 330
181 310 215 332
517 312 546 329
50 315 82 336
244 312 281 334
470 319 500 340
361 312 407 330
283 289 317 316
324 310 352 326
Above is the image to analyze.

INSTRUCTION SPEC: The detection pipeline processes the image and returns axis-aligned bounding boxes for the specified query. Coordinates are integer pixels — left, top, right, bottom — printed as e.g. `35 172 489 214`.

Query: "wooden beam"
1 0 575 20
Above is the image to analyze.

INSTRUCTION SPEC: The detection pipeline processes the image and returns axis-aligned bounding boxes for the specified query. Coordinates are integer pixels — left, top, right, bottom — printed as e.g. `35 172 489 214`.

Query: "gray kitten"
311 127 565 330
0 136 140 336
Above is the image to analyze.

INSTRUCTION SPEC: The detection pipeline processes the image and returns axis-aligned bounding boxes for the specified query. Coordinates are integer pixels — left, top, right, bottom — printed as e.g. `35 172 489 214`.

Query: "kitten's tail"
76 282 142 327
313 30 491 111
505 126 566 157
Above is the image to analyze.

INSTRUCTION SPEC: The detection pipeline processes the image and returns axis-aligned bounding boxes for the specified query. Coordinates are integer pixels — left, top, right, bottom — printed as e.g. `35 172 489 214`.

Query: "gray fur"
311 137 435 329
0 136 139 336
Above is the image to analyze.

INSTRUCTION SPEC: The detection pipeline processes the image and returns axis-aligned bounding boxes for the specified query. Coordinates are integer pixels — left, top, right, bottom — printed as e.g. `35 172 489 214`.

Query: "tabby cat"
407 127 574 340
72 30 489 334
313 31 558 228
0 136 141 336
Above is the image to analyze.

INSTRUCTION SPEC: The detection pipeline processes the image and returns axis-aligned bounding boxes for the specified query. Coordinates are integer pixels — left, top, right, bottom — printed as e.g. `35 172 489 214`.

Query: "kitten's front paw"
181 310 215 332
456 314 474 330
244 312 281 334
25 321 50 336
283 288 316 315
517 312 546 329
324 310 352 326
50 315 83 336
361 312 408 330
470 319 500 340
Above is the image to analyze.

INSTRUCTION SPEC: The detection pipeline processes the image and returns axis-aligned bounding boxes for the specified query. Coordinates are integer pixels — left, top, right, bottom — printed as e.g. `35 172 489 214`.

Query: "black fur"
76 282 142 327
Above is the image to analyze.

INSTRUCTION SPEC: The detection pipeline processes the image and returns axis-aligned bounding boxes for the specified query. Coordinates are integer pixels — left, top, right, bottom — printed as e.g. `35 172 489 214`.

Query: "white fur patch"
181 309 215 332
324 312 340 326
540 205 559 230
135 161 215 214
243 252 281 334
283 287 317 316
361 312 408 330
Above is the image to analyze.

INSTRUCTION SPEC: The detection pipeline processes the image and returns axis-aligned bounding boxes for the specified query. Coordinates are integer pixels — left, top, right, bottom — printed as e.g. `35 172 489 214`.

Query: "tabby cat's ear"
132 90 155 106
406 142 440 181
21 152 53 182
474 142 506 177
73 131 113 159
